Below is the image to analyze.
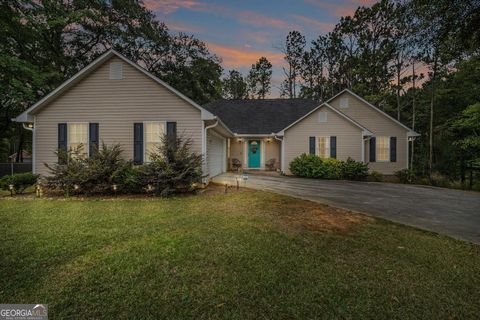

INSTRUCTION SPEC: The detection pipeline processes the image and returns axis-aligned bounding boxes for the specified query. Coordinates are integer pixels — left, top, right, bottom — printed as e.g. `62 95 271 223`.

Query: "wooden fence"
0 163 32 178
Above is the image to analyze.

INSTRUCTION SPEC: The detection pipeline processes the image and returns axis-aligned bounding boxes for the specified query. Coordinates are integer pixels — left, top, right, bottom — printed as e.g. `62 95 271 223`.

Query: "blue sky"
144 0 376 96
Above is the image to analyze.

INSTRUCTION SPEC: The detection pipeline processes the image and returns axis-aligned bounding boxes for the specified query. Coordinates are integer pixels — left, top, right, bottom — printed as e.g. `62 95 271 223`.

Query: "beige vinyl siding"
283 107 362 175
265 139 281 170
34 56 202 175
329 92 408 174
229 139 244 170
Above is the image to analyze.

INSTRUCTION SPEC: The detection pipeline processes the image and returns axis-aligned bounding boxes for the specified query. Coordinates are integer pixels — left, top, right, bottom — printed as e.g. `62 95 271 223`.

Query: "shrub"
140 135 203 196
289 155 368 181
112 163 144 194
368 170 384 182
340 157 369 181
0 173 39 194
322 158 343 179
44 143 129 195
289 154 324 178
395 168 416 184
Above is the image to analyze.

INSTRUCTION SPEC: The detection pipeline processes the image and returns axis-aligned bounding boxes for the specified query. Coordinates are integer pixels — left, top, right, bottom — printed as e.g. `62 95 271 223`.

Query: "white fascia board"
234 133 276 137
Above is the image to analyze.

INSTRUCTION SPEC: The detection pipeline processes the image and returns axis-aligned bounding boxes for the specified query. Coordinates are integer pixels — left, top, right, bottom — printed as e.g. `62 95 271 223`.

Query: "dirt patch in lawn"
269 196 374 235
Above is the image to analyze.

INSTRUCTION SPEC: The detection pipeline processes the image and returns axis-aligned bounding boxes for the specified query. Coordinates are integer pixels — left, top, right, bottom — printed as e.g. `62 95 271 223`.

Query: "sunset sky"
144 0 377 96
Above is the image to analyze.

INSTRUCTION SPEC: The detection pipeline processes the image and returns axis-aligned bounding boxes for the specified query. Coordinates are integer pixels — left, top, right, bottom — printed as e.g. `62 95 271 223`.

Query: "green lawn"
1 189 479 319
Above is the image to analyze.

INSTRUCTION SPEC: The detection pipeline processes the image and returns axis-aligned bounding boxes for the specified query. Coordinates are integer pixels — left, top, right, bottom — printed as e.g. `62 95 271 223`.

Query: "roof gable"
278 103 372 135
327 89 419 136
15 49 214 122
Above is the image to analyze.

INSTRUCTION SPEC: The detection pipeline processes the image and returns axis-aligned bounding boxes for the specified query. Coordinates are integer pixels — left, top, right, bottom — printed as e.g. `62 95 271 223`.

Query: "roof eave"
14 49 215 122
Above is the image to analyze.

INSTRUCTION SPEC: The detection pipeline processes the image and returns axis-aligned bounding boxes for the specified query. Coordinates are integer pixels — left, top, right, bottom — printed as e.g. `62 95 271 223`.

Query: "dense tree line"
223 0 480 184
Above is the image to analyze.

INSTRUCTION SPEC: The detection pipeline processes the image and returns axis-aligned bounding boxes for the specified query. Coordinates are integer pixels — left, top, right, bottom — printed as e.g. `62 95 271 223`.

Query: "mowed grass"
0 189 479 319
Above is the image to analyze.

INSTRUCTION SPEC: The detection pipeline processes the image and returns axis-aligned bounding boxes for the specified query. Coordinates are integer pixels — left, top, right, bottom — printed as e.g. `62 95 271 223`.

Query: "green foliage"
395 169 416 184
289 154 324 178
44 137 203 197
247 57 272 99
0 173 38 194
222 70 247 99
340 157 369 181
368 170 384 182
289 154 368 180
140 135 203 196
44 144 129 195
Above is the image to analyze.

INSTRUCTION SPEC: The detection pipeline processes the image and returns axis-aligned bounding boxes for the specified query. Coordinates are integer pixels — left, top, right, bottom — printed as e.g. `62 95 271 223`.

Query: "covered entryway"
207 130 226 178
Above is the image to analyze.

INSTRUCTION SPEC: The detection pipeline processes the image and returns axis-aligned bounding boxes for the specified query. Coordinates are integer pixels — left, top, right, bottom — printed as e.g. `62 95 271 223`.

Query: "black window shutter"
330 136 337 159
369 137 376 162
89 123 99 157
134 123 143 164
166 122 177 143
309 137 316 155
58 123 67 164
390 137 397 162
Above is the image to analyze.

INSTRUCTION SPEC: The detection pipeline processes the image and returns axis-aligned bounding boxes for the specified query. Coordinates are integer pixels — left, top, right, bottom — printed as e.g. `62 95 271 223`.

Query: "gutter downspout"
21 122 35 173
274 135 284 174
203 118 219 183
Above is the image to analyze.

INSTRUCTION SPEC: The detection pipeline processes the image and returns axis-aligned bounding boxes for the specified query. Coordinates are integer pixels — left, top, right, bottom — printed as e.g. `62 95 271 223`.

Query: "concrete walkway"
213 172 480 244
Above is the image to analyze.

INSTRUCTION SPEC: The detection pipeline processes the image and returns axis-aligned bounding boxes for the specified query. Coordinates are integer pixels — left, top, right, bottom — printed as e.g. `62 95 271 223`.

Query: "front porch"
227 137 281 172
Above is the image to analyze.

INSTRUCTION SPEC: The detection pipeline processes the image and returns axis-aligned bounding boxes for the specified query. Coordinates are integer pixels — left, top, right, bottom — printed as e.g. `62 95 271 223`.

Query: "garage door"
207 131 225 178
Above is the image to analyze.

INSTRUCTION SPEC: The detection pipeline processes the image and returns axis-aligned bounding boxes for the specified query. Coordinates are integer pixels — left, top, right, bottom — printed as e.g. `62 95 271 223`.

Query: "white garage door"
207 131 225 178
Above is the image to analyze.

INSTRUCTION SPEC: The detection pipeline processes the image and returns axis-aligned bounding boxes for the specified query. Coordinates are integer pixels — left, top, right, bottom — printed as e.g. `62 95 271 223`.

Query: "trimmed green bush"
289 154 325 178
0 173 39 194
395 168 416 184
340 157 369 181
289 154 368 181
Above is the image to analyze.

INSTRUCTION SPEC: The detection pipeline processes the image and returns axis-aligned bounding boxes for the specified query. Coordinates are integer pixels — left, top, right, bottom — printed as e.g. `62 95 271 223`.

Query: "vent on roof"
340 97 349 108
318 111 327 123
109 62 123 80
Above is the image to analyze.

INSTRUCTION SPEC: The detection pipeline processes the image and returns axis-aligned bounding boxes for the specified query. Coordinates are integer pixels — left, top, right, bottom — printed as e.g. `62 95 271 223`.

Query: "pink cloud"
166 21 204 33
142 0 201 14
304 0 365 17
291 14 334 32
208 43 284 68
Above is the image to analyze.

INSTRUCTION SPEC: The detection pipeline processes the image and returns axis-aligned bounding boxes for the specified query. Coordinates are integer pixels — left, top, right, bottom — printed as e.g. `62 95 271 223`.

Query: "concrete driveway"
213 172 480 244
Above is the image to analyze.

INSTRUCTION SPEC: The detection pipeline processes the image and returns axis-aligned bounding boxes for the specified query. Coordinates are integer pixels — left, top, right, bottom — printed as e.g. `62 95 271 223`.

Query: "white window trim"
376 136 390 162
67 122 89 157
316 136 330 159
143 121 166 163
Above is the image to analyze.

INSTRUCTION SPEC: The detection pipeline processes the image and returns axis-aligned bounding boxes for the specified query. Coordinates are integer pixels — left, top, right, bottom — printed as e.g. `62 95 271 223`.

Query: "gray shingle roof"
202 99 319 134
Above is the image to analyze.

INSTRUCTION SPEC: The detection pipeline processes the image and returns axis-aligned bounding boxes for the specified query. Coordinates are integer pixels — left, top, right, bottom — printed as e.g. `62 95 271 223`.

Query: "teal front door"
248 140 261 168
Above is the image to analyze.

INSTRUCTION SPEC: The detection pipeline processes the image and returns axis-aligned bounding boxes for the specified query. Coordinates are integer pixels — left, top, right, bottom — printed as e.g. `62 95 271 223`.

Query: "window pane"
144 122 165 162
68 123 88 155
376 136 390 161
317 136 330 159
